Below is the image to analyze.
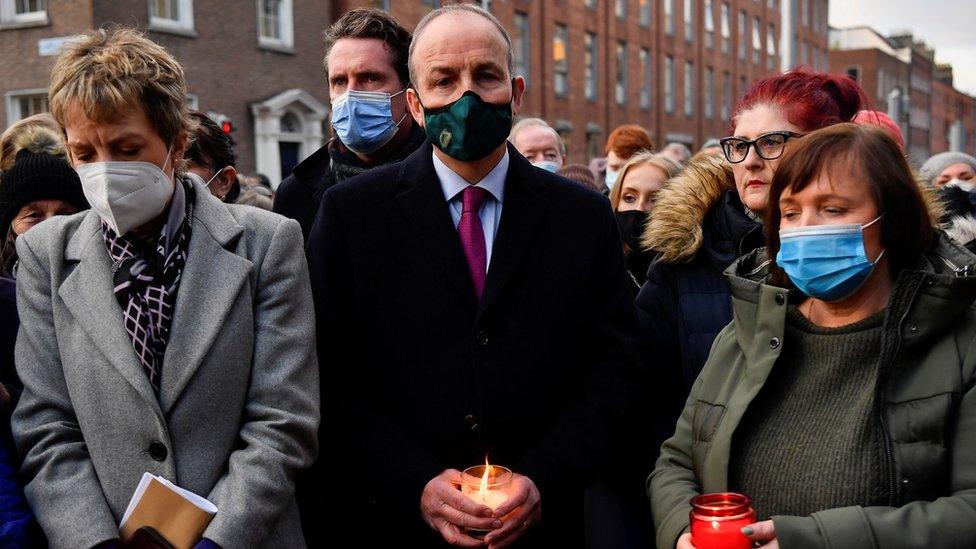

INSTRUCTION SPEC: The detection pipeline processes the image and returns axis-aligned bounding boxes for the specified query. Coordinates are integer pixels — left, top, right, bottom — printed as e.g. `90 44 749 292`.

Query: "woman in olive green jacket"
650 123 976 549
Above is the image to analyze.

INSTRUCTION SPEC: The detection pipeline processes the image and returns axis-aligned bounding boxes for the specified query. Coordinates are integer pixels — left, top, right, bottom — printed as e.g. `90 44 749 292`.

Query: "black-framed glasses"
720 131 804 163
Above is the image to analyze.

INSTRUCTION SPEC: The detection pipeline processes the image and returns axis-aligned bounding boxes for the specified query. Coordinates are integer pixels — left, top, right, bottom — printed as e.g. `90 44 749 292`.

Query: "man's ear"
406 88 426 129
511 76 526 115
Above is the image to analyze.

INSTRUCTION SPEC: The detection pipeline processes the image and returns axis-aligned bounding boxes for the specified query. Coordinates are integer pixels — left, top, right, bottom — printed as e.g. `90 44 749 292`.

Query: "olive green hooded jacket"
649 233 976 549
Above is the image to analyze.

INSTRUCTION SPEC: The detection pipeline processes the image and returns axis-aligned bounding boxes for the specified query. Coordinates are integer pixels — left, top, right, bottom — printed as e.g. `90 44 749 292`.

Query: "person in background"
608 152 681 287
660 142 692 165
920 152 976 250
699 138 722 156
0 114 61 171
636 69 867 454
273 8 425 241
604 124 654 194
185 111 240 203
556 163 602 193
652 122 976 549
307 5 642 547
852 110 905 150
12 28 318 548
509 117 566 172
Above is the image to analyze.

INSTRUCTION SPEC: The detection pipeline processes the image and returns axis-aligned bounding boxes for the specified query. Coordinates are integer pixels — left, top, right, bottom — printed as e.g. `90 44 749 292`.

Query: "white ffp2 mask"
76 152 175 235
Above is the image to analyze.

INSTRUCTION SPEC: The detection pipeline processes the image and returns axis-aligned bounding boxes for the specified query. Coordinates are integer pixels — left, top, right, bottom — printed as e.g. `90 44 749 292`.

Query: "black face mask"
615 210 648 253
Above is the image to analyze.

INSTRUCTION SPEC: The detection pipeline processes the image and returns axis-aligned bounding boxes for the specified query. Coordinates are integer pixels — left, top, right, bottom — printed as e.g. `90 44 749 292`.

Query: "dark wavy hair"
765 123 936 285
324 8 412 86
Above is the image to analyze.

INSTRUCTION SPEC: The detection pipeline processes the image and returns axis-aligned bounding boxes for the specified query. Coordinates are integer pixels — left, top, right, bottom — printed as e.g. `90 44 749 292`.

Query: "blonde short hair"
609 152 683 210
0 113 63 170
48 27 194 147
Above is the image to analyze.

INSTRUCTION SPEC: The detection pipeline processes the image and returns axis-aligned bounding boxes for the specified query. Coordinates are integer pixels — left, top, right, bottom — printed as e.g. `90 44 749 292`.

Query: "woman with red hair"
635 70 868 450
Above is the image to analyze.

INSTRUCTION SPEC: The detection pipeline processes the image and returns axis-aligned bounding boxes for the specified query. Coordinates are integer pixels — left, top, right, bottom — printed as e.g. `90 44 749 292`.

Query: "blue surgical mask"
331 89 407 154
605 167 619 190
776 216 884 302
532 160 561 173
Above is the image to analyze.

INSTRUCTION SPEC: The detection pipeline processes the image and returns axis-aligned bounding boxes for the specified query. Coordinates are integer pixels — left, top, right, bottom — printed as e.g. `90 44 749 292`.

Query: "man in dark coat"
306 5 642 548
272 8 425 241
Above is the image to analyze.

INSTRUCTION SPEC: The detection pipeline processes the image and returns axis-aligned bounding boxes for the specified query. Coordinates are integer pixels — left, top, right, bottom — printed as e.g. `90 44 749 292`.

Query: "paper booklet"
119 472 218 549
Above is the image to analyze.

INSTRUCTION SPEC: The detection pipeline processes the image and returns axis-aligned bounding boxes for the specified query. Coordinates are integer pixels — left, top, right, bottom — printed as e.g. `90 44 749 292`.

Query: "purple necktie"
458 186 488 298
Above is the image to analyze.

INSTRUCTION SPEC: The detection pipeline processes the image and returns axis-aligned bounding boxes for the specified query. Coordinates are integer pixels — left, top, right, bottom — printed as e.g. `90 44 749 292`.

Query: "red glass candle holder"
689 492 756 549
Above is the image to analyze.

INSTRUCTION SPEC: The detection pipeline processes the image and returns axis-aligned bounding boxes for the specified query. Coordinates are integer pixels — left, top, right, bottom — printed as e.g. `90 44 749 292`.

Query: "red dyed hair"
605 124 655 159
730 68 869 134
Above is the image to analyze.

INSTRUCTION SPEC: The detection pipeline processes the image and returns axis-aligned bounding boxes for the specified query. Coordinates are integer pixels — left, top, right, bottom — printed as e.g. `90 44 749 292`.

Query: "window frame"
584 31 598 102
257 0 294 51
5 88 48 124
684 60 694 117
705 66 714 120
640 48 652 110
664 55 675 115
0 0 47 27
148 0 195 35
514 11 530 87
553 22 569 98
615 41 628 106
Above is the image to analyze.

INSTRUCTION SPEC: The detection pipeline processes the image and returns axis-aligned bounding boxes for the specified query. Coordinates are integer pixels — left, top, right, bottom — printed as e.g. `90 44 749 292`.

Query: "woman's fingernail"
482 508 493 517
741 526 754 536
492 519 503 528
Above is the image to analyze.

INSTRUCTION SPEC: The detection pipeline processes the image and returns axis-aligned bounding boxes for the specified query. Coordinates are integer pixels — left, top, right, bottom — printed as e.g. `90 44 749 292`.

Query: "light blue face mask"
605 167 619 190
331 88 407 154
532 160 561 173
776 216 885 302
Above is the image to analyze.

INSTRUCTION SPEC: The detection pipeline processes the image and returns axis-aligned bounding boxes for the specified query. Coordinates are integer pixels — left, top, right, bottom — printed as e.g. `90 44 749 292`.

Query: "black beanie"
0 148 89 235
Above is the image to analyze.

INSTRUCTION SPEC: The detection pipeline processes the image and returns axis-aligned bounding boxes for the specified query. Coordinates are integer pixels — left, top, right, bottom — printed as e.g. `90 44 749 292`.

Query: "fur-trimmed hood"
641 156 738 264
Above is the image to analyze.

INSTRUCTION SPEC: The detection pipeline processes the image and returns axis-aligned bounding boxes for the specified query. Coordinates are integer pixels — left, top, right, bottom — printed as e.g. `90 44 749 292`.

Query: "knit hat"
0 148 89 235
852 110 905 150
919 151 976 186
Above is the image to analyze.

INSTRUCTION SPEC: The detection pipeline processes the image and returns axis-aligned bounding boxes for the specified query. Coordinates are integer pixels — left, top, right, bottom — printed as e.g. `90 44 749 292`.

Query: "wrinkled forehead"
412 13 509 72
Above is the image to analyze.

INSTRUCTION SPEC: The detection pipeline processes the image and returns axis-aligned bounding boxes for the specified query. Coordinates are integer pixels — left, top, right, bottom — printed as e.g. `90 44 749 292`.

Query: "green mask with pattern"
421 90 513 162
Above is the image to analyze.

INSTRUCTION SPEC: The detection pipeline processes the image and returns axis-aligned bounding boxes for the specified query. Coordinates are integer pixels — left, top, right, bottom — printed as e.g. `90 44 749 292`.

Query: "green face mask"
421 90 513 162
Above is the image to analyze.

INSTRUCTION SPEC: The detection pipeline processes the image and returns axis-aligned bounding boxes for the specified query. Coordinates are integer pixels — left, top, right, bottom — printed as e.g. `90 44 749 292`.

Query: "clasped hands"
421 469 541 549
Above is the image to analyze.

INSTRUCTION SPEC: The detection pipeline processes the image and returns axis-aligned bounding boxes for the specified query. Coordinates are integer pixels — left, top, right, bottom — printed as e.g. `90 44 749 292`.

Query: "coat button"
465 414 479 431
769 337 781 349
775 293 785 305
909 324 918 333
901 478 911 487
475 331 489 346
148 440 168 462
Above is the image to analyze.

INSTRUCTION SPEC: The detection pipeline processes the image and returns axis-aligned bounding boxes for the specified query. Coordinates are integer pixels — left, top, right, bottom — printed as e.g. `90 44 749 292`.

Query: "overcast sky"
829 0 976 96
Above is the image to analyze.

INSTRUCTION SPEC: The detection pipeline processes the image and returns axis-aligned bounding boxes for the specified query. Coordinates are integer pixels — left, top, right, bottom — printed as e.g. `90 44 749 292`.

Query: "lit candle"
459 458 513 538
689 492 756 549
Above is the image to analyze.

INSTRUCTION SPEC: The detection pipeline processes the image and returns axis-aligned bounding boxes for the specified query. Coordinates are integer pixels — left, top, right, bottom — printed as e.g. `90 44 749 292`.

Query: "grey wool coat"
11 180 320 549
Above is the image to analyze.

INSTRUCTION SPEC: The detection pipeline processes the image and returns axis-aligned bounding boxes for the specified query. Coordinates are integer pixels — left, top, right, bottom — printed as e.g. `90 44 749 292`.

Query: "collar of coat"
723 231 976 356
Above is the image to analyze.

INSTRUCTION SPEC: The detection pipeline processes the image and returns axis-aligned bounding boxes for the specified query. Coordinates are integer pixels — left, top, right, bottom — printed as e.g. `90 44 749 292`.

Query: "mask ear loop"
862 214 885 265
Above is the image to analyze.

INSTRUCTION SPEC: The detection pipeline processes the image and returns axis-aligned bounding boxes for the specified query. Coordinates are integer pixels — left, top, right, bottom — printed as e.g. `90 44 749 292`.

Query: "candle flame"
479 457 492 495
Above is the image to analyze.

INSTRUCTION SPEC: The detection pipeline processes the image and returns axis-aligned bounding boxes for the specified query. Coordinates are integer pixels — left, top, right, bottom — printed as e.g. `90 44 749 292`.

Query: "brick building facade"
339 0 829 163
829 26 976 163
0 0 330 187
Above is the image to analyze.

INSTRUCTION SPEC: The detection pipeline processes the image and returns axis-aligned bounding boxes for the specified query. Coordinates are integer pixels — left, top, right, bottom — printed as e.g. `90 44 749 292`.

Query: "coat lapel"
395 143 478 311
59 212 160 408
158 184 250 413
478 145 548 314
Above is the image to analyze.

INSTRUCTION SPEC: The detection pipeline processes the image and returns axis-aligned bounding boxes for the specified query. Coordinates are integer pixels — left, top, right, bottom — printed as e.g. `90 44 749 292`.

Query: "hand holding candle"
420 469 502 547
689 492 756 549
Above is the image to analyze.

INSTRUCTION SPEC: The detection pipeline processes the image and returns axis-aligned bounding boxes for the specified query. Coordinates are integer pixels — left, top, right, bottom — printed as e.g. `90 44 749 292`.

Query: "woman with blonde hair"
11 28 318 548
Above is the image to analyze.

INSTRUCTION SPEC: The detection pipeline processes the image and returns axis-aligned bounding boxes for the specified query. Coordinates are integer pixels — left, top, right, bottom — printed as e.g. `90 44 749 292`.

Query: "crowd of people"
0 4 975 549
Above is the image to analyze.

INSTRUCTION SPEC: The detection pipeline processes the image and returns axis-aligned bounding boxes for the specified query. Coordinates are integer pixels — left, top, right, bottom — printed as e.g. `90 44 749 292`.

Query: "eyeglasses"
719 131 804 163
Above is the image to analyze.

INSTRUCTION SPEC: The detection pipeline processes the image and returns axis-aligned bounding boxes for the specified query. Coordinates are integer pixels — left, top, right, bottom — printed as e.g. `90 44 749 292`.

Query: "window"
738 10 746 60
846 66 860 82
721 72 731 120
800 40 809 65
616 42 628 105
640 48 652 109
421 0 441 12
372 0 390 10
257 0 293 49
514 12 530 85
767 0 775 8
664 0 674 36
752 16 761 64
739 75 748 100
720 3 730 53
639 0 651 26
767 24 776 69
585 0 597 9
148 0 193 33
684 61 694 116
584 32 597 101
0 0 47 25
705 67 714 119
812 0 819 33
683 0 693 42
554 23 569 97
664 56 675 114
704 0 714 49
615 0 626 19
801 0 808 26
5 89 48 123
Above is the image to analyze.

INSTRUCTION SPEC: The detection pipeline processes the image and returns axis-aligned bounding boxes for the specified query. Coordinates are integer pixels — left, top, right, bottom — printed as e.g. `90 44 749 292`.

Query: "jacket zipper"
879 276 922 505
